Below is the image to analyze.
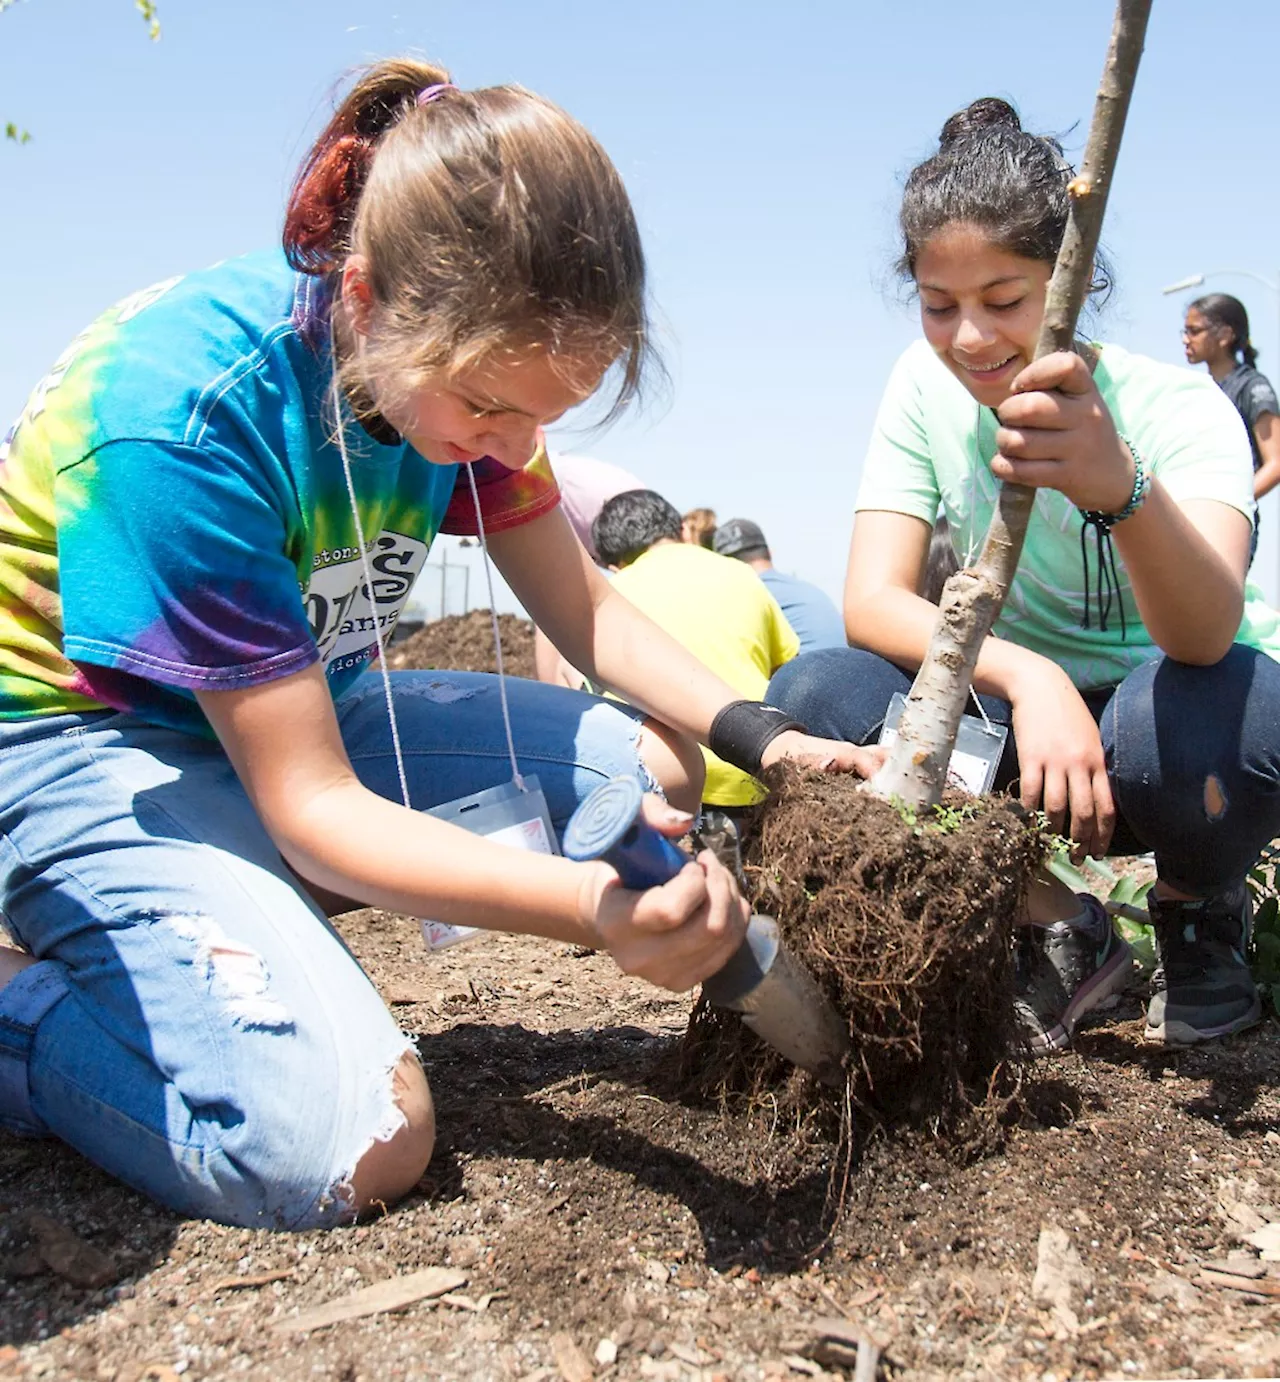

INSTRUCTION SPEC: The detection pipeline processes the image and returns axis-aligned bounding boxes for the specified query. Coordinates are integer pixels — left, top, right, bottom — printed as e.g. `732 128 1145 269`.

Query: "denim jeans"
766 643 1280 895
0 671 651 1229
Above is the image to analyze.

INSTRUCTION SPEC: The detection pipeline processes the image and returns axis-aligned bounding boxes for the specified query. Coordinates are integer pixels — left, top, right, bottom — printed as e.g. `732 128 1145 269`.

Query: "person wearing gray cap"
713 520 847 654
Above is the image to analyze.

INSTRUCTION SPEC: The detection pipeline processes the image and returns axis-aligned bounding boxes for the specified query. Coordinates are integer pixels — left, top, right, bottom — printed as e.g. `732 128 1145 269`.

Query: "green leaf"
4 122 30 144
1108 875 1139 906
136 0 160 40
1114 916 1156 973
1112 876 1153 910
1082 855 1118 883
1047 853 1092 892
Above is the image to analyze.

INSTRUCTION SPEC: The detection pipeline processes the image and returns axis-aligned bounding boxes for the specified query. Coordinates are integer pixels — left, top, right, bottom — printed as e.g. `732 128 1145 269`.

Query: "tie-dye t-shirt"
0 251 560 736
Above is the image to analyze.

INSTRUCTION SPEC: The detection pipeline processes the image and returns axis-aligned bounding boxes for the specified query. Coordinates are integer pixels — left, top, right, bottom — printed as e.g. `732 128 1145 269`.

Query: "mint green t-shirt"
856 339 1280 690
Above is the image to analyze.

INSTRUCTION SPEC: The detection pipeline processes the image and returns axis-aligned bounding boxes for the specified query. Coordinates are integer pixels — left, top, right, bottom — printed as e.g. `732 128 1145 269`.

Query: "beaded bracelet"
1079 437 1150 532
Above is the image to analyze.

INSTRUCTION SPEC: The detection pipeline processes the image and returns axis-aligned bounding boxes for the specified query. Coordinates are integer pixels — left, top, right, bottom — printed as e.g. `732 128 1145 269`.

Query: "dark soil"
388 612 537 681
4 910 1279 1381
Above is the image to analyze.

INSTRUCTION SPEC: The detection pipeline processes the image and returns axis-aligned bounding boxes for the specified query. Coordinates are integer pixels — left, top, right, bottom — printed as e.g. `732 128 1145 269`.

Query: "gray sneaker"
692 809 745 887
1013 895 1135 1053
1144 886 1262 1046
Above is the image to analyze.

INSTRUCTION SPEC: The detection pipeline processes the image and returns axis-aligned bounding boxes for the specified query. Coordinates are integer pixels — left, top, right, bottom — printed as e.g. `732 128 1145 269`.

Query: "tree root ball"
680 767 1048 1148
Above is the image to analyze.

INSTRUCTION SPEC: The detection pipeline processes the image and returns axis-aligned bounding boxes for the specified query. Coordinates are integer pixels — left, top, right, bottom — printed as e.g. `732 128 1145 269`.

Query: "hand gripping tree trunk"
870 0 1154 811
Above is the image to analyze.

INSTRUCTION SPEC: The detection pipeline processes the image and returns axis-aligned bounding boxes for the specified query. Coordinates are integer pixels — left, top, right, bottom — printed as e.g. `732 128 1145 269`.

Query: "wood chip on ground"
271 1267 467 1334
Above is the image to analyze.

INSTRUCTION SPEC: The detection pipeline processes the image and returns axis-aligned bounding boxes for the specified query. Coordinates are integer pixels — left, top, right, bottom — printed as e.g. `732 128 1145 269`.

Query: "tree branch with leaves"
5 0 160 143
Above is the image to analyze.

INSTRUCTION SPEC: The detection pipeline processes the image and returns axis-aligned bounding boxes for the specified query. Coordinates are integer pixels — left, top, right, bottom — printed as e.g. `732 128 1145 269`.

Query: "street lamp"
1161 268 1280 297
1163 268 1280 602
1162 273 1208 294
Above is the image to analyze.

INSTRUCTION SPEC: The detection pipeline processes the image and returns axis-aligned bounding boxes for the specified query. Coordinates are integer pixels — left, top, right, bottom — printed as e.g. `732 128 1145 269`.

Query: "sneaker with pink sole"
1014 895 1135 1053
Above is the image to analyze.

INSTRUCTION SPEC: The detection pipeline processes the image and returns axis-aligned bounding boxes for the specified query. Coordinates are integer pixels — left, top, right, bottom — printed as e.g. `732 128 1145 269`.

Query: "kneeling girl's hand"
760 730 886 780
1010 663 1116 861
991 351 1136 514
577 795 749 992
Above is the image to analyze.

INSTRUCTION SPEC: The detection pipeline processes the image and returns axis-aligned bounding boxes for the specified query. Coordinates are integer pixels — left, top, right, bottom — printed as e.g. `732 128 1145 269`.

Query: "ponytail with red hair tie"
284 71 457 275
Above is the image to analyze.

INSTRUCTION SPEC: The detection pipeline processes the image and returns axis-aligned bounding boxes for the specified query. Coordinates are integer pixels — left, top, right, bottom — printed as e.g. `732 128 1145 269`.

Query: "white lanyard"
330 369 526 805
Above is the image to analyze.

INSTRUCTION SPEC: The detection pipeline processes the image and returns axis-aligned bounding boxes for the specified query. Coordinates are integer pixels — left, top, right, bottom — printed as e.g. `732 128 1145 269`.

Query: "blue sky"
4 0 1280 610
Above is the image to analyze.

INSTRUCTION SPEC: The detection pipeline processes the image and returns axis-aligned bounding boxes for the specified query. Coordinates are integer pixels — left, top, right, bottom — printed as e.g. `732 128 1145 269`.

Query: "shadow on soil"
1074 1016 1280 1134
1013 1076 1086 1128
417 1020 842 1272
0 1133 179 1348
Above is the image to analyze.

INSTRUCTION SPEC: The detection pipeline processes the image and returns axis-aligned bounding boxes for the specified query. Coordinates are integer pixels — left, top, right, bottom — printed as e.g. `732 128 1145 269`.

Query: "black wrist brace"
708 701 807 778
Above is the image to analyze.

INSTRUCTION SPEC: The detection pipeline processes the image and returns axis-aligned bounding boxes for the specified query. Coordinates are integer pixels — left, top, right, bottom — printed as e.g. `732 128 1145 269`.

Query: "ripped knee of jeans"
402 678 482 705
318 1040 425 1226
1203 773 1228 822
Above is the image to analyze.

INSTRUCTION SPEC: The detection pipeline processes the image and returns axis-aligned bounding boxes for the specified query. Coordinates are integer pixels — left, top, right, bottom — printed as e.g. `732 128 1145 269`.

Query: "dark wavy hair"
898 96 1111 301
1189 293 1258 368
592 490 683 568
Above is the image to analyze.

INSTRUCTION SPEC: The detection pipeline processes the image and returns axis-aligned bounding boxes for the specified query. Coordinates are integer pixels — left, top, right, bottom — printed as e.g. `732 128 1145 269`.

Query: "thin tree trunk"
870 0 1154 810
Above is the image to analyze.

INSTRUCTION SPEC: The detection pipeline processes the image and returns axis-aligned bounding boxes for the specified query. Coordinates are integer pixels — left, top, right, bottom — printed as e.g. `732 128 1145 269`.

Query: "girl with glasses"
1183 295 1280 562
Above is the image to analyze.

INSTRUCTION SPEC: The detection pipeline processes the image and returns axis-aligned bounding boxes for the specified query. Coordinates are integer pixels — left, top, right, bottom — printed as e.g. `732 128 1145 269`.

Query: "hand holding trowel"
563 777 851 1088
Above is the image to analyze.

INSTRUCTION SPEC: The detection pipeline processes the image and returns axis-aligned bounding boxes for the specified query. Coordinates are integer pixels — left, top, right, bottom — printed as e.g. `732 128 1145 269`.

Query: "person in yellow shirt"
591 490 801 808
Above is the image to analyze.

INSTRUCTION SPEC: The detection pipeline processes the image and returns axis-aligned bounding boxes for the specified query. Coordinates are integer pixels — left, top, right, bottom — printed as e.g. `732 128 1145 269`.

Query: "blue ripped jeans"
0 672 651 1229
766 643 1280 894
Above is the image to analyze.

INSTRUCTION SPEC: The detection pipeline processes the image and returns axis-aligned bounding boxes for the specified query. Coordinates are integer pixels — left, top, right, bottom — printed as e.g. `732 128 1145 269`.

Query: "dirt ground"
4 913 1280 1382
3 624 1279 1381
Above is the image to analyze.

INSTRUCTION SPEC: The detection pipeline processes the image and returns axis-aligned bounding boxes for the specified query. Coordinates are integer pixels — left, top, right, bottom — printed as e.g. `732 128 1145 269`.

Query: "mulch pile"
681 767 1047 1151
388 610 537 680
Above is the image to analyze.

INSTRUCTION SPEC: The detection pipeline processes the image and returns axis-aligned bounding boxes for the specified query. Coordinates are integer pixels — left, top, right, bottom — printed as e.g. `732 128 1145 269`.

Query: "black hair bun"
939 97 1022 150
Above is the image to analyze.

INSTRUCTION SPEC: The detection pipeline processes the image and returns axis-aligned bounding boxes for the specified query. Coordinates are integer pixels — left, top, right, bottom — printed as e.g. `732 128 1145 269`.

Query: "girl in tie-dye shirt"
0 58 874 1230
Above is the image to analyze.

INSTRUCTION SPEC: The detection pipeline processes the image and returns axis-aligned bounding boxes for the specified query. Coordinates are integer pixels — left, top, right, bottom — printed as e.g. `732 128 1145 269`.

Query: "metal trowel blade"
701 916 850 1088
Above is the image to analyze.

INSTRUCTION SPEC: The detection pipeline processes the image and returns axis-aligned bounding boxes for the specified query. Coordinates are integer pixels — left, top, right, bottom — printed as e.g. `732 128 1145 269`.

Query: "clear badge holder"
877 692 1008 796
419 775 559 951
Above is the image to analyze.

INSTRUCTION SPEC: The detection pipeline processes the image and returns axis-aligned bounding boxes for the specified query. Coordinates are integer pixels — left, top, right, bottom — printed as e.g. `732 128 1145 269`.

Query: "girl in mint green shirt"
769 97 1280 1053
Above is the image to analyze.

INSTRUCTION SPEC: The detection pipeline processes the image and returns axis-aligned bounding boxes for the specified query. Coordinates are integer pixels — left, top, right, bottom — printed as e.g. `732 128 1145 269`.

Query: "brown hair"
921 516 960 604
681 507 718 549
283 57 653 421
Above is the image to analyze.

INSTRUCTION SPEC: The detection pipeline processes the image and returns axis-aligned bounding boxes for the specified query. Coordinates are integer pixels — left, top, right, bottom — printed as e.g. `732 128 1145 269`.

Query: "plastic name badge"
419 776 558 951
877 692 1008 797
